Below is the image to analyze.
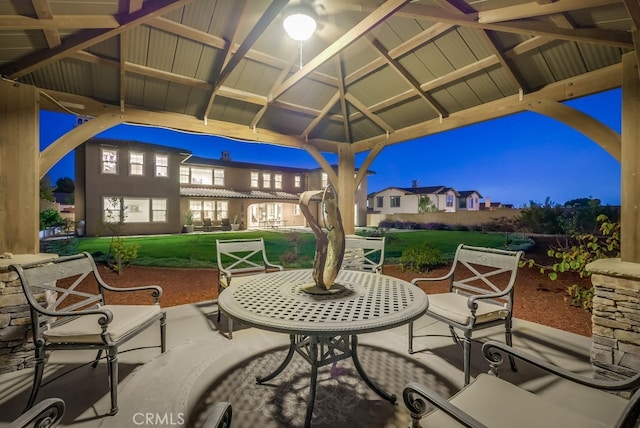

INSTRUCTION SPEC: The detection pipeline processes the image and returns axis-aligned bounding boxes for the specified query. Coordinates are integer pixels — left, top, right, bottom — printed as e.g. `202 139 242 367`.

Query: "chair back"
11 252 109 337
342 236 385 273
449 244 523 309
216 238 282 276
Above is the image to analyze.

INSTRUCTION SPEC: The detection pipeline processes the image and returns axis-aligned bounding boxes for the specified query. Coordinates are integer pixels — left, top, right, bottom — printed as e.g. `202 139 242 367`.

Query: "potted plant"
231 214 241 231
183 210 194 233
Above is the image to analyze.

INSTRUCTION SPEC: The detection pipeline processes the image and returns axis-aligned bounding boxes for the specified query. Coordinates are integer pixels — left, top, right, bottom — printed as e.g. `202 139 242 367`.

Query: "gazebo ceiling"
0 0 637 155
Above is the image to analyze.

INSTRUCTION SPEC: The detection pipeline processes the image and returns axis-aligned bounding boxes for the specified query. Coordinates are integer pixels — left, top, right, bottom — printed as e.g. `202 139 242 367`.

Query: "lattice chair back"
342 236 385 274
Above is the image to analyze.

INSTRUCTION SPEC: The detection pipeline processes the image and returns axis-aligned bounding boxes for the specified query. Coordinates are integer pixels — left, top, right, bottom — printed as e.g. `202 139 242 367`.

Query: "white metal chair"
341 235 385 274
10 252 166 416
216 238 283 338
409 244 523 385
404 340 640 428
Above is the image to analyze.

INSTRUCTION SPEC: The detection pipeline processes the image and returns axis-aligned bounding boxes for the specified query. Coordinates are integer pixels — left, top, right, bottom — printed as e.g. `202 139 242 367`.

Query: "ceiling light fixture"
283 5 317 41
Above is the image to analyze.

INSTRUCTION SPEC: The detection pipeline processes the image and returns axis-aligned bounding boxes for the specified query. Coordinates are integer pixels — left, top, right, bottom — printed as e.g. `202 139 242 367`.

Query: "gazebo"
1 0 640 410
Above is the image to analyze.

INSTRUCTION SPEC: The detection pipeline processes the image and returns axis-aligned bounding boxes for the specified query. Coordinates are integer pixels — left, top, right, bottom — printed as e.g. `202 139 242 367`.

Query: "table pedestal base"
256 334 396 428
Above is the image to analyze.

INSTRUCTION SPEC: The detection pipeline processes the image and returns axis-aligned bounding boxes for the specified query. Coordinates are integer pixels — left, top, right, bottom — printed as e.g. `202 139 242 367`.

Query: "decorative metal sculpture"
299 184 345 294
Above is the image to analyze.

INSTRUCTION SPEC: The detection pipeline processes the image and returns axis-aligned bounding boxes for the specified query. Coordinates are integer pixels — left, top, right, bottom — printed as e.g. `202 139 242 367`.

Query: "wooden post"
0 80 40 254
337 146 356 235
621 52 640 263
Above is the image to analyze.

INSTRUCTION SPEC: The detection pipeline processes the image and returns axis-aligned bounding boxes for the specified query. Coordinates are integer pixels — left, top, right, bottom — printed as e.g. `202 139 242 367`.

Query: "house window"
103 197 122 222
102 149 118 174
321 173 328 188
189 200 203 221
213 168 224 186
189 199 228 221
294 204 300 216
103 196 162 223
216 201 228 221
129 151 144 176
203 201 215 221
191 167 212 185
151 199 167 222
274 174 282 189
155 154 169 177
376 196 383 208
180 166 190 183
294 175 301 188
263 172 271 188
390 196 401 208
446 194 454 207
251 171 259 188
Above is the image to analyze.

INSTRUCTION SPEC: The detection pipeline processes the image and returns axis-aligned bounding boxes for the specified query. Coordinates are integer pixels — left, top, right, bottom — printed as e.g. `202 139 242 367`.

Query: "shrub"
39 209 64 230
399 245 447 273
520 214 620 312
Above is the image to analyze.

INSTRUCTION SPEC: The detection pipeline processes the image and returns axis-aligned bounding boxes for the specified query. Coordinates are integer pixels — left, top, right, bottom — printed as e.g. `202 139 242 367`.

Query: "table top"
218 269 428 336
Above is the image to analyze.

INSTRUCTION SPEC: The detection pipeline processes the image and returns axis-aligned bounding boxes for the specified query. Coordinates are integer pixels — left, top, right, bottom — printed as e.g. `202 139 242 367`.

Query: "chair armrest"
482 340 640 391
466 290 511 310
9 398 65 428
403 382 487 428
101 283 163 303
266 262 284 271
202 402 232 428
32 305 115 326
411 271 454 285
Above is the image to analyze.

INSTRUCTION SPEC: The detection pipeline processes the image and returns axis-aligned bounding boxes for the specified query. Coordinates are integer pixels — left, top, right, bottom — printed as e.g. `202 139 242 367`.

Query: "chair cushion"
43 304 162 345
421 373 610 428
427 293 509 326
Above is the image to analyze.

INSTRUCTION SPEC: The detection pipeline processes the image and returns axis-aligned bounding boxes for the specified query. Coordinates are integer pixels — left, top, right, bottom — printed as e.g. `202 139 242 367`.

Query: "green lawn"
68 229 532 269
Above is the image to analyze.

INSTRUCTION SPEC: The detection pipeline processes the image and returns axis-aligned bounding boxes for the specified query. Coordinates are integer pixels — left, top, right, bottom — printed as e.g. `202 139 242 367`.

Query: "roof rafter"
478 0 619 24
393 3 634 49
335 56 352 143
270 0 413 101
202 0 249 122
0 0 195 79
30 0 61 47
369 37 448 117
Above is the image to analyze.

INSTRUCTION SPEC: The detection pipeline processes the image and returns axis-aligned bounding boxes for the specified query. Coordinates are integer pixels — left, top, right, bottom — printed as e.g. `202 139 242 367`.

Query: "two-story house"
75 138 370 236
368 183 482 215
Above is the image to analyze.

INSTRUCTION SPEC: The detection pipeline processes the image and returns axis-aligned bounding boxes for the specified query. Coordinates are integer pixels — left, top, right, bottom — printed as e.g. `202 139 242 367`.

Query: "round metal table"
218 269 428 428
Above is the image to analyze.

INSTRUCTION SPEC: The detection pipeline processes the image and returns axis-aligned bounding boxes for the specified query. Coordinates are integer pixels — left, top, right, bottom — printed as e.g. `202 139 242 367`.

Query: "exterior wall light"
283 6 317 41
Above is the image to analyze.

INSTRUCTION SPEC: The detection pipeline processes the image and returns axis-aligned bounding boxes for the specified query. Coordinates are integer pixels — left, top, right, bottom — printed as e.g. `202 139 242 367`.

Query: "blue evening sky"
41 89 621 208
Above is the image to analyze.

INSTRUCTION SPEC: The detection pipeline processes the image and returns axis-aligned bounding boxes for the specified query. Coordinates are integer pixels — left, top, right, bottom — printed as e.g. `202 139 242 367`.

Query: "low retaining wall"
367 209 520 228
0 254 55 374
588 258 640 384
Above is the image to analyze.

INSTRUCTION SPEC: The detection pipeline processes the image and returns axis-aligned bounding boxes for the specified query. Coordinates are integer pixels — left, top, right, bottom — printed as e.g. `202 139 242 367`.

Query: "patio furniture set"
9 238 640 427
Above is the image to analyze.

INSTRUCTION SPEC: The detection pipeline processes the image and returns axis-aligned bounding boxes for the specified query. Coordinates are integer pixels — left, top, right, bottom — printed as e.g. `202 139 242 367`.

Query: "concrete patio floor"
0 301 626 427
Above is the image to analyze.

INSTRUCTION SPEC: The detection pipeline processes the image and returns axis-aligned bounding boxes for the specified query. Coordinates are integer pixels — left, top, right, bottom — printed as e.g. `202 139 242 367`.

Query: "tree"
418 195 437 213
55 176 74 194
39 175 55 202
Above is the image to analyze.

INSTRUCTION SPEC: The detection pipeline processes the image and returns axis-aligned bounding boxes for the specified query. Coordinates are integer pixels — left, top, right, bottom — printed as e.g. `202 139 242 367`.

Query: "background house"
368 182 483 215
75 140 371 236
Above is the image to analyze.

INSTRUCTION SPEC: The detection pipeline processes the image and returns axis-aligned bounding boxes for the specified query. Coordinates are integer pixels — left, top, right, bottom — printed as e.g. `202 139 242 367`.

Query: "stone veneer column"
588 258 640 381
0 254 55 374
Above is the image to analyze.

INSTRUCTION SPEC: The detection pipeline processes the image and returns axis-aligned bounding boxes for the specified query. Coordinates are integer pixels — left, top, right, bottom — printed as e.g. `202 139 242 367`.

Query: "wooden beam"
0 14 120 30
394 3 634 49
620 52 640 262
370 38 448 117
270 0 412 100
202 0 248 121
119 32 126 112
0 0 195 79
40 114 125 177
30 0 61 47
302 92 341 138
478 0 621 24
335 56 351 143
351 62 622 152
526 99 621 160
